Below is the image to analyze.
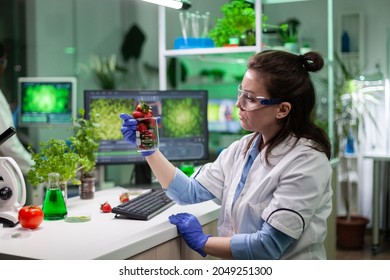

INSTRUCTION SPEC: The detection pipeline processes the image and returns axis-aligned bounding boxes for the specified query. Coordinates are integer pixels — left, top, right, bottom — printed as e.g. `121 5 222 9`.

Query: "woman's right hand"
119 113 137 145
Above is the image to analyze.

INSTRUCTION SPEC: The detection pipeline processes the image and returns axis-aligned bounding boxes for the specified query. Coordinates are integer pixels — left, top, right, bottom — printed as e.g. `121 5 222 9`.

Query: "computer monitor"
84 89 209 184
208 98 241 133
17 77 77 127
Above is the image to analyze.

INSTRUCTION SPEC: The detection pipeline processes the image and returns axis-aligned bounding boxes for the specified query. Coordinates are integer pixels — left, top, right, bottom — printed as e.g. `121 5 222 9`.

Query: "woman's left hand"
169 212 211 257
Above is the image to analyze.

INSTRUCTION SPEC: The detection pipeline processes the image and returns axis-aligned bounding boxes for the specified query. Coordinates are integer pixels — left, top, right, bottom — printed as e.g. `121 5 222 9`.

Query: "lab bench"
0 187 220 260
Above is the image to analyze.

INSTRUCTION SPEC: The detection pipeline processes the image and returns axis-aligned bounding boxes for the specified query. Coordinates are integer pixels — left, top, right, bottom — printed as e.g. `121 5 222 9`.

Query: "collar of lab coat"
256 133 299 167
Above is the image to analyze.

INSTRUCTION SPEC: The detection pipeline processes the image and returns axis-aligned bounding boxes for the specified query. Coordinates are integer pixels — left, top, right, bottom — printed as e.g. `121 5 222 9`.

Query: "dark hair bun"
301 51 324 72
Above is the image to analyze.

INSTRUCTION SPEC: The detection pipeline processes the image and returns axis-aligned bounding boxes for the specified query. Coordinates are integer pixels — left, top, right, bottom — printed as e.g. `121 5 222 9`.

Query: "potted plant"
278 18 300 53
79 54 127 89
27 138 81 203
69 109 101 199
199 69 226 83
333 53 381 249
209 0 256 47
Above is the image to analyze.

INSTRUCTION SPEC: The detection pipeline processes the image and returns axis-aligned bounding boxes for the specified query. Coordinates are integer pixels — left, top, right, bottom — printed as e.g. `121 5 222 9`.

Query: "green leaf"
209 0 256 47
27 138 81 186
70 109 101 177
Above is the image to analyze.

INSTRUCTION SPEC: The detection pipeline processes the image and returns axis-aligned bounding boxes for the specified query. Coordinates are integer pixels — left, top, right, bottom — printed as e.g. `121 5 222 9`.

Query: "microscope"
0 127 27 227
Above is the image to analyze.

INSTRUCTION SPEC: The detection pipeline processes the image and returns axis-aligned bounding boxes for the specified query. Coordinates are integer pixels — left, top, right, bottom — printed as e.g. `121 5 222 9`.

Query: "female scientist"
120 50 332 260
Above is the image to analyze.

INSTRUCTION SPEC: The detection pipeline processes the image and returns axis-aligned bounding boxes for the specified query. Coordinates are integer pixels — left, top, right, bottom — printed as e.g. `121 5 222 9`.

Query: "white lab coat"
196 133 333 259
0 89 34 175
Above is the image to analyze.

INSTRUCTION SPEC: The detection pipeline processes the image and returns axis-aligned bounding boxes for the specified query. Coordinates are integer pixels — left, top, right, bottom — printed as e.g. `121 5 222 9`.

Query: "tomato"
100 202 112 213
119 193 130 203
18 205 44 229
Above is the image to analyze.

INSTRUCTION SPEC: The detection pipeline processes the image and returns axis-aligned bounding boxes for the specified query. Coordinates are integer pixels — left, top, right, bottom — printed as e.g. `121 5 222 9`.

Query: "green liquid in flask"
43 188 67 220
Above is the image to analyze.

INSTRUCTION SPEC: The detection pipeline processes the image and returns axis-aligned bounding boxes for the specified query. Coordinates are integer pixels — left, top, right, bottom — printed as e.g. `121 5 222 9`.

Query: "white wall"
264 0 328 55
265 0 390 76
334 0 390 77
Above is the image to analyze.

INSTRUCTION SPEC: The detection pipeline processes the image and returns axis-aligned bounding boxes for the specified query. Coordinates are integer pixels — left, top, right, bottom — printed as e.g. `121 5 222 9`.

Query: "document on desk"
115 188 153 204
122 188 152 199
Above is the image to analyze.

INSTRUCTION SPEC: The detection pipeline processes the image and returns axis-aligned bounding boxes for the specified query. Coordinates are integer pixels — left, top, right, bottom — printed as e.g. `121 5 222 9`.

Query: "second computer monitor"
17 77 77 127
84 89 209 165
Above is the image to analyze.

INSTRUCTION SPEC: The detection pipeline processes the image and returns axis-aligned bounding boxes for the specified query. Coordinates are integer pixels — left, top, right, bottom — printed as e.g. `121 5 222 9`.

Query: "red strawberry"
136 100 152 114
100 202 112 213
144 111 154 118
137 122 148 132
132 111 144 119
119 193 130 203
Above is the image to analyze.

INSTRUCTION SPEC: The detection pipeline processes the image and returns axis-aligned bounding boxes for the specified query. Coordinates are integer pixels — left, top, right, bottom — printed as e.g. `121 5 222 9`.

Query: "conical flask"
42 172 68 220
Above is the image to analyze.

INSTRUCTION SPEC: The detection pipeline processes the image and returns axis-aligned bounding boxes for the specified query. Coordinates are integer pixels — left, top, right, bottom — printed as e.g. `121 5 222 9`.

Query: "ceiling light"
140 0 191 10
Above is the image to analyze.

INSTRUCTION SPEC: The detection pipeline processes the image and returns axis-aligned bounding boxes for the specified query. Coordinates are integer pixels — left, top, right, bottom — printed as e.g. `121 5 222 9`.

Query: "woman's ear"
276 102 291 119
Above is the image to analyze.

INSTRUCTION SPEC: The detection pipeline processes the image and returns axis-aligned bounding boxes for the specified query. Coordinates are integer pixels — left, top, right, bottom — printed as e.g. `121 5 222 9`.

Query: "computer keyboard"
112 188 175 220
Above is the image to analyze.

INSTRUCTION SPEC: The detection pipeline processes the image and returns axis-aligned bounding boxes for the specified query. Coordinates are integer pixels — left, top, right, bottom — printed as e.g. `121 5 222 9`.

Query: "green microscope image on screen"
23 85 69 113
162 98 203 138
90 98 136 141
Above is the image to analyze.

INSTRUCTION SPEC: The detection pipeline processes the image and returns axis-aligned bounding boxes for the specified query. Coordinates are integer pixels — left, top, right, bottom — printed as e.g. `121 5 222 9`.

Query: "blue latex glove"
119 113 137 145
119 113 160 156
169 213 212 257
140 150 155 156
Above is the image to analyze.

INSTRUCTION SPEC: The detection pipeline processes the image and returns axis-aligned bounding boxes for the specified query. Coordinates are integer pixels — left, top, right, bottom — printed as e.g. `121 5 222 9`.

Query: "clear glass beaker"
135 117 159 152
42 172 68 220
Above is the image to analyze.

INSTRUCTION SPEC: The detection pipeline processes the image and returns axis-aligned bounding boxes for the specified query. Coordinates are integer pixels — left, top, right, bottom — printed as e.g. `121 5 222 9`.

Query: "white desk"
364 153 390 254
0 187 220 260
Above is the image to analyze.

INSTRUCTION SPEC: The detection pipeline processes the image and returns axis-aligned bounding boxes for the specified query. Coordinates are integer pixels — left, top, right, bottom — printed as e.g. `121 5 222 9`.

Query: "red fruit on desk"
18 205 44 229
119 193 130 203
100 202 112 213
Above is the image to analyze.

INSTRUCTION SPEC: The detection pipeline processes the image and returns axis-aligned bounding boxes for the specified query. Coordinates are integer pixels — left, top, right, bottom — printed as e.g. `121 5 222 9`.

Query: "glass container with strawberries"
132 101 159 152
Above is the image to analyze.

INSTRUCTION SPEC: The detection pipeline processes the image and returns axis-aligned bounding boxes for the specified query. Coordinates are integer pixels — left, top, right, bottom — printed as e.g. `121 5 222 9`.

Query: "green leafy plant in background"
27 138 81 186
199 69 226 82
79 54 127 89
69 109 101 178
278 18 301 44
331 53 382 223
209 0 256 47
333 52 380 157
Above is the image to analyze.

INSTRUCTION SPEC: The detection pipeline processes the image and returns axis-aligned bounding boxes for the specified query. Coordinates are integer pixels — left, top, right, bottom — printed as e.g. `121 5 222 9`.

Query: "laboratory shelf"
163 46 260 57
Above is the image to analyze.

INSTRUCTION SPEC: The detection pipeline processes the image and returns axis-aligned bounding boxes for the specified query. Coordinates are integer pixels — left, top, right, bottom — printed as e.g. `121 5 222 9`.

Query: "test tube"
202 12 210 38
